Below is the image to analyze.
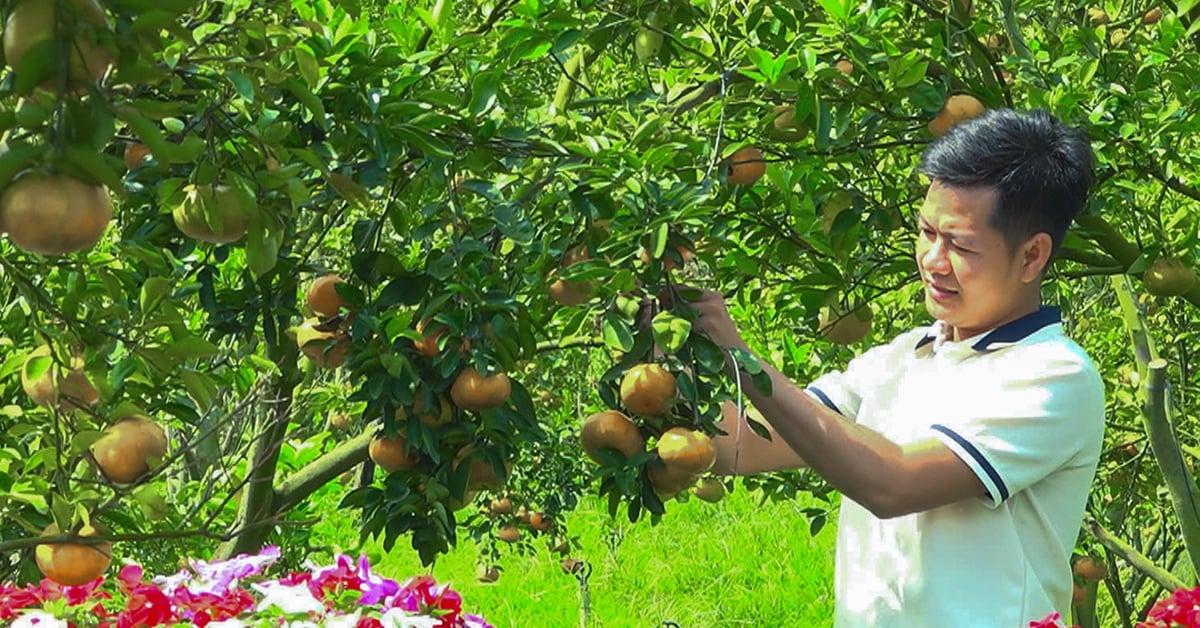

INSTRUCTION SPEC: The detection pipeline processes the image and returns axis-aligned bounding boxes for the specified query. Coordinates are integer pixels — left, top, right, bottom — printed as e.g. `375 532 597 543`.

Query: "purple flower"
155 546 282 597
306 554 399 607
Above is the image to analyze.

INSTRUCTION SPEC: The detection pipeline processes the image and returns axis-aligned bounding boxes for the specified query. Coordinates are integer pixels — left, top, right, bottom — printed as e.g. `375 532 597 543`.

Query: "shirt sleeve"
929 349 1106 508
805 330 924 421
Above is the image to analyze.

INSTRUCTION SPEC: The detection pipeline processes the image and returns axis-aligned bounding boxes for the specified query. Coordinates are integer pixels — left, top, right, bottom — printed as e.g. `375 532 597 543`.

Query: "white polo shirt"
806 306 1105 627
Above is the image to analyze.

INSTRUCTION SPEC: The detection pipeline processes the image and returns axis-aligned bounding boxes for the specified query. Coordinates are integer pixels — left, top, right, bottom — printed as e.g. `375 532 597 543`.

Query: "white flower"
252 580 326 615
11 611 69 628
207 620 249 628
379 608 442 628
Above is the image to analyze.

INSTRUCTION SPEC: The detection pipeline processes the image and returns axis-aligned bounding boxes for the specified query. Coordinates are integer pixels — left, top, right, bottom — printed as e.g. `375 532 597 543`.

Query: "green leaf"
0 144 47 190
286 79 327 128
393 125 454 160
139 277 174 316
62 146 125 195
601 313 635 352
179 369 218 412
165 336 220 359
815 0 850 21
295 46 321 89
651 311 691 354
245 222 281 279
227 71 256 103
468 71 500 116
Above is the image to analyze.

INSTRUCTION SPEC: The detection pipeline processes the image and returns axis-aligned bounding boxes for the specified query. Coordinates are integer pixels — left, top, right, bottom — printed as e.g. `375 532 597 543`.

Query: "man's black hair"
918 108 1094 260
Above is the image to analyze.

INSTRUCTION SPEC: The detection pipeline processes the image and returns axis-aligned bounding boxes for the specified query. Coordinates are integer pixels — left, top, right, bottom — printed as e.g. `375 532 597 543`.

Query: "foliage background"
0 0 1197 626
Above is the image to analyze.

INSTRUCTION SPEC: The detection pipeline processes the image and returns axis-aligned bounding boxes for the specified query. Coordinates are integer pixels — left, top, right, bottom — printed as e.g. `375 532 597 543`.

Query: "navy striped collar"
914 306 1062 352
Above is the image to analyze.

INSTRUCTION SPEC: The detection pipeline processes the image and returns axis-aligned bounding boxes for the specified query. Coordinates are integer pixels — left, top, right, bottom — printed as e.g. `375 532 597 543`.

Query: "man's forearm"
733 356 907 517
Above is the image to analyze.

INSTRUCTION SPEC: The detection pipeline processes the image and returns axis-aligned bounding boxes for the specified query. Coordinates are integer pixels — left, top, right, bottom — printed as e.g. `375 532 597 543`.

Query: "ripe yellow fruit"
496 525 521 543
1073 556 1108 582
656 427 717 474
396 394 454 428
294 319 350 368
580 410 644 462
91 415 168 484
458 448 514 491
927 94 986 137
727 147 766 185
549 246 593 306
647 460 698 497
769 104 808 141
369 434 419 472
488 497 514 515
450 367 511 412
0 173 112 256
306 274 350 318
619 363 677 416
35 523 111 586
123 142 152 170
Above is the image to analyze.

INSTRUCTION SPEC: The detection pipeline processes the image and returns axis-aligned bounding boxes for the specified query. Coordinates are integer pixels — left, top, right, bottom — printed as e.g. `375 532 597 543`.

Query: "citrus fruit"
580 410 644 462
619 363 676 416
450 367 511 412
655 427 717 474
306 274 350 318
727 147 766 185
91 415 167 484
0 172 112 255
35 522 111 586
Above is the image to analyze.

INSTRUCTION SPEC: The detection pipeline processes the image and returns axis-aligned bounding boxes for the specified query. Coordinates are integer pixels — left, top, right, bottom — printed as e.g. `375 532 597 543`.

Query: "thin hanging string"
702 69 731 181
727 346 744 477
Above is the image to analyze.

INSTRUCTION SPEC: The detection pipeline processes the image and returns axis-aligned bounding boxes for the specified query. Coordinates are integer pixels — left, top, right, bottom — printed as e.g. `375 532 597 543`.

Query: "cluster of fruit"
581 362 724 502
19 343 168 586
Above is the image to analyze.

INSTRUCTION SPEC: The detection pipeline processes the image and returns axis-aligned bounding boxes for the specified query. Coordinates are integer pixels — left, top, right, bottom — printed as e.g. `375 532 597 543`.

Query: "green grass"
320 484 839 627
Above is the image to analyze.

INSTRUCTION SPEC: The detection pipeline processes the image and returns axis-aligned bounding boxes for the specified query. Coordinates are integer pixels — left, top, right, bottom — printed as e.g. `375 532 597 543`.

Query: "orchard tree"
0 0 1197 623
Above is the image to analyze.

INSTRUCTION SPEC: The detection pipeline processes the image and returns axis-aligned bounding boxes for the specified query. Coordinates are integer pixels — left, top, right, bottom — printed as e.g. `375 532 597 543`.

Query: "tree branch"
274 431 373 512
1086 515 1188 592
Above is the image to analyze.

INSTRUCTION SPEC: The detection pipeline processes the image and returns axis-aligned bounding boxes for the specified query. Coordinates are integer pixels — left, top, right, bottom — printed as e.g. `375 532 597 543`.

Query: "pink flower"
388 576 463 627
0 582 43 620
307 554 399 607
1138 586 1200 627
114 564 180 627
1029 611 1077 627
171 587 255 625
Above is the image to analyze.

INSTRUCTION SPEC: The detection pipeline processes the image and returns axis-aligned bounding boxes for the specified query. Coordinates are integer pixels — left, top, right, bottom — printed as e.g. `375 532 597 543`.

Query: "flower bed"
1030 586 1200 628
1 547 492 628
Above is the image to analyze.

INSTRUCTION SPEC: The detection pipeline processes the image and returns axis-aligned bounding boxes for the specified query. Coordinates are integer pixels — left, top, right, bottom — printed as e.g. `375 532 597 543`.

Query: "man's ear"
1021 232 1053 282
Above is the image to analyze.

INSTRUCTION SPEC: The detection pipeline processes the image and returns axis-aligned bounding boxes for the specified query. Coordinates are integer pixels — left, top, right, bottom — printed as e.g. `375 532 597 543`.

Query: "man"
686 108 1105 626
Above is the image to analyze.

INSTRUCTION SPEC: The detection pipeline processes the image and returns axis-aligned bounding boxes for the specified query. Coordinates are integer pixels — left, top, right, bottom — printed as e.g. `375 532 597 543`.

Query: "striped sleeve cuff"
806 386 842 415
931 424 1008 507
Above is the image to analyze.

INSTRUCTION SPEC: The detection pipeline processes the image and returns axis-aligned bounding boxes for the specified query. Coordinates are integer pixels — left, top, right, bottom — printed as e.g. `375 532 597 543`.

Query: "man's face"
914 180 1044 341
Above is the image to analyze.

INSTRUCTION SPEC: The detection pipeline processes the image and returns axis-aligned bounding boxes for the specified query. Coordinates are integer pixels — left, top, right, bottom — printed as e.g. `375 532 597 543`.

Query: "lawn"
328 483 840 627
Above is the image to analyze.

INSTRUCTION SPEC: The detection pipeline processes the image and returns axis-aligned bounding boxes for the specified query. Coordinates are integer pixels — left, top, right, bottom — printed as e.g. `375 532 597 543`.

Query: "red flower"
356 618 385 628
1138 586 1200 628
114 563 180 627
0 583 41 620
171 587 255 625
391 575 463 627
